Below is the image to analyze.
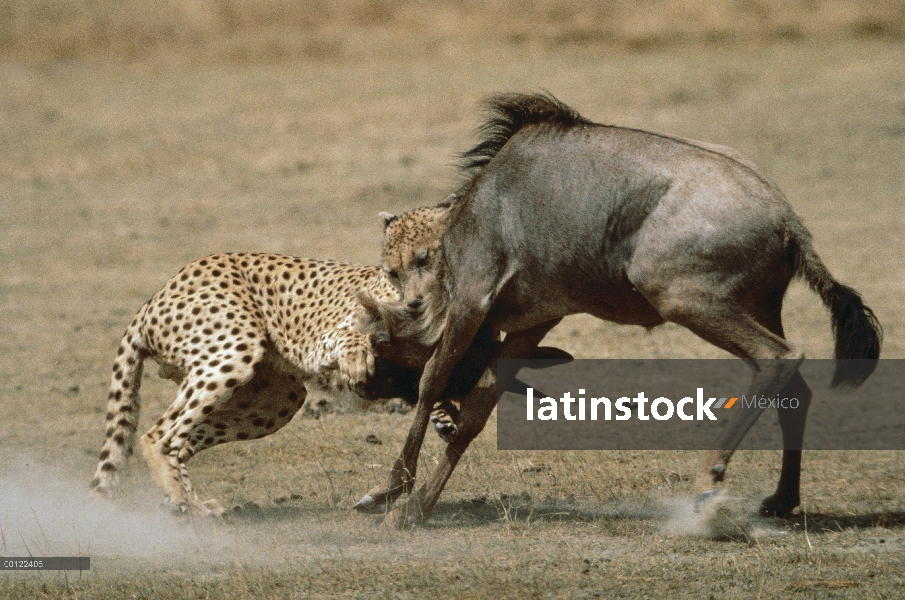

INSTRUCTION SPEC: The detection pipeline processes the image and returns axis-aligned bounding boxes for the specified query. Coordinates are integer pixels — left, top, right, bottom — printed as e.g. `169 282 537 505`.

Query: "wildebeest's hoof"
759 493 799 518
694 489 719 513
435 423 457 443
354 494 386 514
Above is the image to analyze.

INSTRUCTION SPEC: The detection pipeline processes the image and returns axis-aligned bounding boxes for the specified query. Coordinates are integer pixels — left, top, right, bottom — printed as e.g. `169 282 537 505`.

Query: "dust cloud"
0 454 234 567
659 491 786 541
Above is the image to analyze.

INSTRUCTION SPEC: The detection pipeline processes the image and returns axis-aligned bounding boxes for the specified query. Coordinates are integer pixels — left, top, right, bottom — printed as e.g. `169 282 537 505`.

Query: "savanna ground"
1 1 904 597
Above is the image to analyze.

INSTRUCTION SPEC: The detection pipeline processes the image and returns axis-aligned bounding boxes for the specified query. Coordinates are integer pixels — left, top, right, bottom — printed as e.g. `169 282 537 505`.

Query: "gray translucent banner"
496 359 903 450
1 557 90 570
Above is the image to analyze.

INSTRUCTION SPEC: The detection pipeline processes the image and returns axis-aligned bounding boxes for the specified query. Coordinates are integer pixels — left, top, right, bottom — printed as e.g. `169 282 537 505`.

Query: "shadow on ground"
427 495 662 527
784 511 905 532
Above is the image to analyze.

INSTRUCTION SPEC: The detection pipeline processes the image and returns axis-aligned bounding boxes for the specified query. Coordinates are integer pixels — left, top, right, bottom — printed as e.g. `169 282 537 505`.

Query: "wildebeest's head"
355 291 436 371
355 289 574 405
354 290 505 404
379 197 455 320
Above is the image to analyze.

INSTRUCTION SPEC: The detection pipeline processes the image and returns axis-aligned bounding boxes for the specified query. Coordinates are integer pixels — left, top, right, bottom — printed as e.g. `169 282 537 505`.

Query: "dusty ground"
1 16 904 598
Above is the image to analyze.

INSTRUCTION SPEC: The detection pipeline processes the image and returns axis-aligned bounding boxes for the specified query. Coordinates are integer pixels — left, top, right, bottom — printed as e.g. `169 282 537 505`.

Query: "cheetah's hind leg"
164 360 308 518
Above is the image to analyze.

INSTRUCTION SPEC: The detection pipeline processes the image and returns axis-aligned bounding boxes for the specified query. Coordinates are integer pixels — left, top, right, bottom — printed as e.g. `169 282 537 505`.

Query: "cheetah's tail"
90 321 146 497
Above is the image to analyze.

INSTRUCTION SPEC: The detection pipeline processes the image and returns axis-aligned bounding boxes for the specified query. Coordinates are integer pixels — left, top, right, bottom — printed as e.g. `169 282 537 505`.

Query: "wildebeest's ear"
379 212 398 230
354 290 380 320
353 291 386 340
436 193 457 208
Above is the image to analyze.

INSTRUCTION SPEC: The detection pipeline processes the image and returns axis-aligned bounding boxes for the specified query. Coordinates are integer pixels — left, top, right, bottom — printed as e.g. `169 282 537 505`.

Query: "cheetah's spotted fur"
89 252 454 517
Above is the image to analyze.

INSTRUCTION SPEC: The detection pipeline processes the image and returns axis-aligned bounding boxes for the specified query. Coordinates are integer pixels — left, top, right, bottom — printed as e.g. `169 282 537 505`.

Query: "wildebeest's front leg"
356 302 489 514
383 373 497 528
383 319 562 529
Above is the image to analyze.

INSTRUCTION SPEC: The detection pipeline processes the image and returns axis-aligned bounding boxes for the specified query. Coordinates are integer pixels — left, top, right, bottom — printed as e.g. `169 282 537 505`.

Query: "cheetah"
89 252 466 517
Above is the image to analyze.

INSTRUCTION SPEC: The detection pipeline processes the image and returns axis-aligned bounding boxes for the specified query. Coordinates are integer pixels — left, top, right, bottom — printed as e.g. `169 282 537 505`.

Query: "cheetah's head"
379 195 455 318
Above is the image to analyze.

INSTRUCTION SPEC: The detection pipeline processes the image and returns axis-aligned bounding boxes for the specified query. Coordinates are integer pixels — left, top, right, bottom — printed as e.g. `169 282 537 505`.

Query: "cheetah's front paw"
338 344 375 395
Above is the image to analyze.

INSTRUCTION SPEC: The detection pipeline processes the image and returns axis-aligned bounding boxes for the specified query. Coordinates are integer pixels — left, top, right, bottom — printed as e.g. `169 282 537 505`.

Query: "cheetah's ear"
378 212 398 230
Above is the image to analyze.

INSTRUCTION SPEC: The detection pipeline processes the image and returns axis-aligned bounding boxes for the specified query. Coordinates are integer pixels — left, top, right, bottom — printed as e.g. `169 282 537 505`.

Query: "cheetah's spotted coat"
90 252 415 516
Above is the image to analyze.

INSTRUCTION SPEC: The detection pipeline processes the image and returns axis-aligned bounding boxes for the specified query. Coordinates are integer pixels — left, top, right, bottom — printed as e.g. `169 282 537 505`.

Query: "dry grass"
1 5 904 597
1 0 903 60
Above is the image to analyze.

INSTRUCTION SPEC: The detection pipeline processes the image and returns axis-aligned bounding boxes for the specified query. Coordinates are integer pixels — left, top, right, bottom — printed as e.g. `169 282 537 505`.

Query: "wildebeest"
360 93 882 528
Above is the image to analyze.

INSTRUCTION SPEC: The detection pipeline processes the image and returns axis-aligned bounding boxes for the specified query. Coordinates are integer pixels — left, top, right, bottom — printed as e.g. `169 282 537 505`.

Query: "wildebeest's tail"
460 92 592 172
90 320 146 496
792 228 882 387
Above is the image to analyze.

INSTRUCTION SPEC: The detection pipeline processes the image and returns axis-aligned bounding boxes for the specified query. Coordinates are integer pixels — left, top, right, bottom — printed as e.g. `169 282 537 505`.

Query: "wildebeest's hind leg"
759 371 811 517
647 296 805 506
382 319 561 529
749 307 813 517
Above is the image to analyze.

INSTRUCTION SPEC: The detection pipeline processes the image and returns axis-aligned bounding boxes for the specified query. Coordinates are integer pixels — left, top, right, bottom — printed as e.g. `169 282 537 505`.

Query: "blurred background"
1 0 903 60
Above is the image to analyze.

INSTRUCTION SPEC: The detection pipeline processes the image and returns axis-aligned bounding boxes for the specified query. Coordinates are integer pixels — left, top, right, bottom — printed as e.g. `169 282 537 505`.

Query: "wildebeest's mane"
459 93 592 173
458 92 785 201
